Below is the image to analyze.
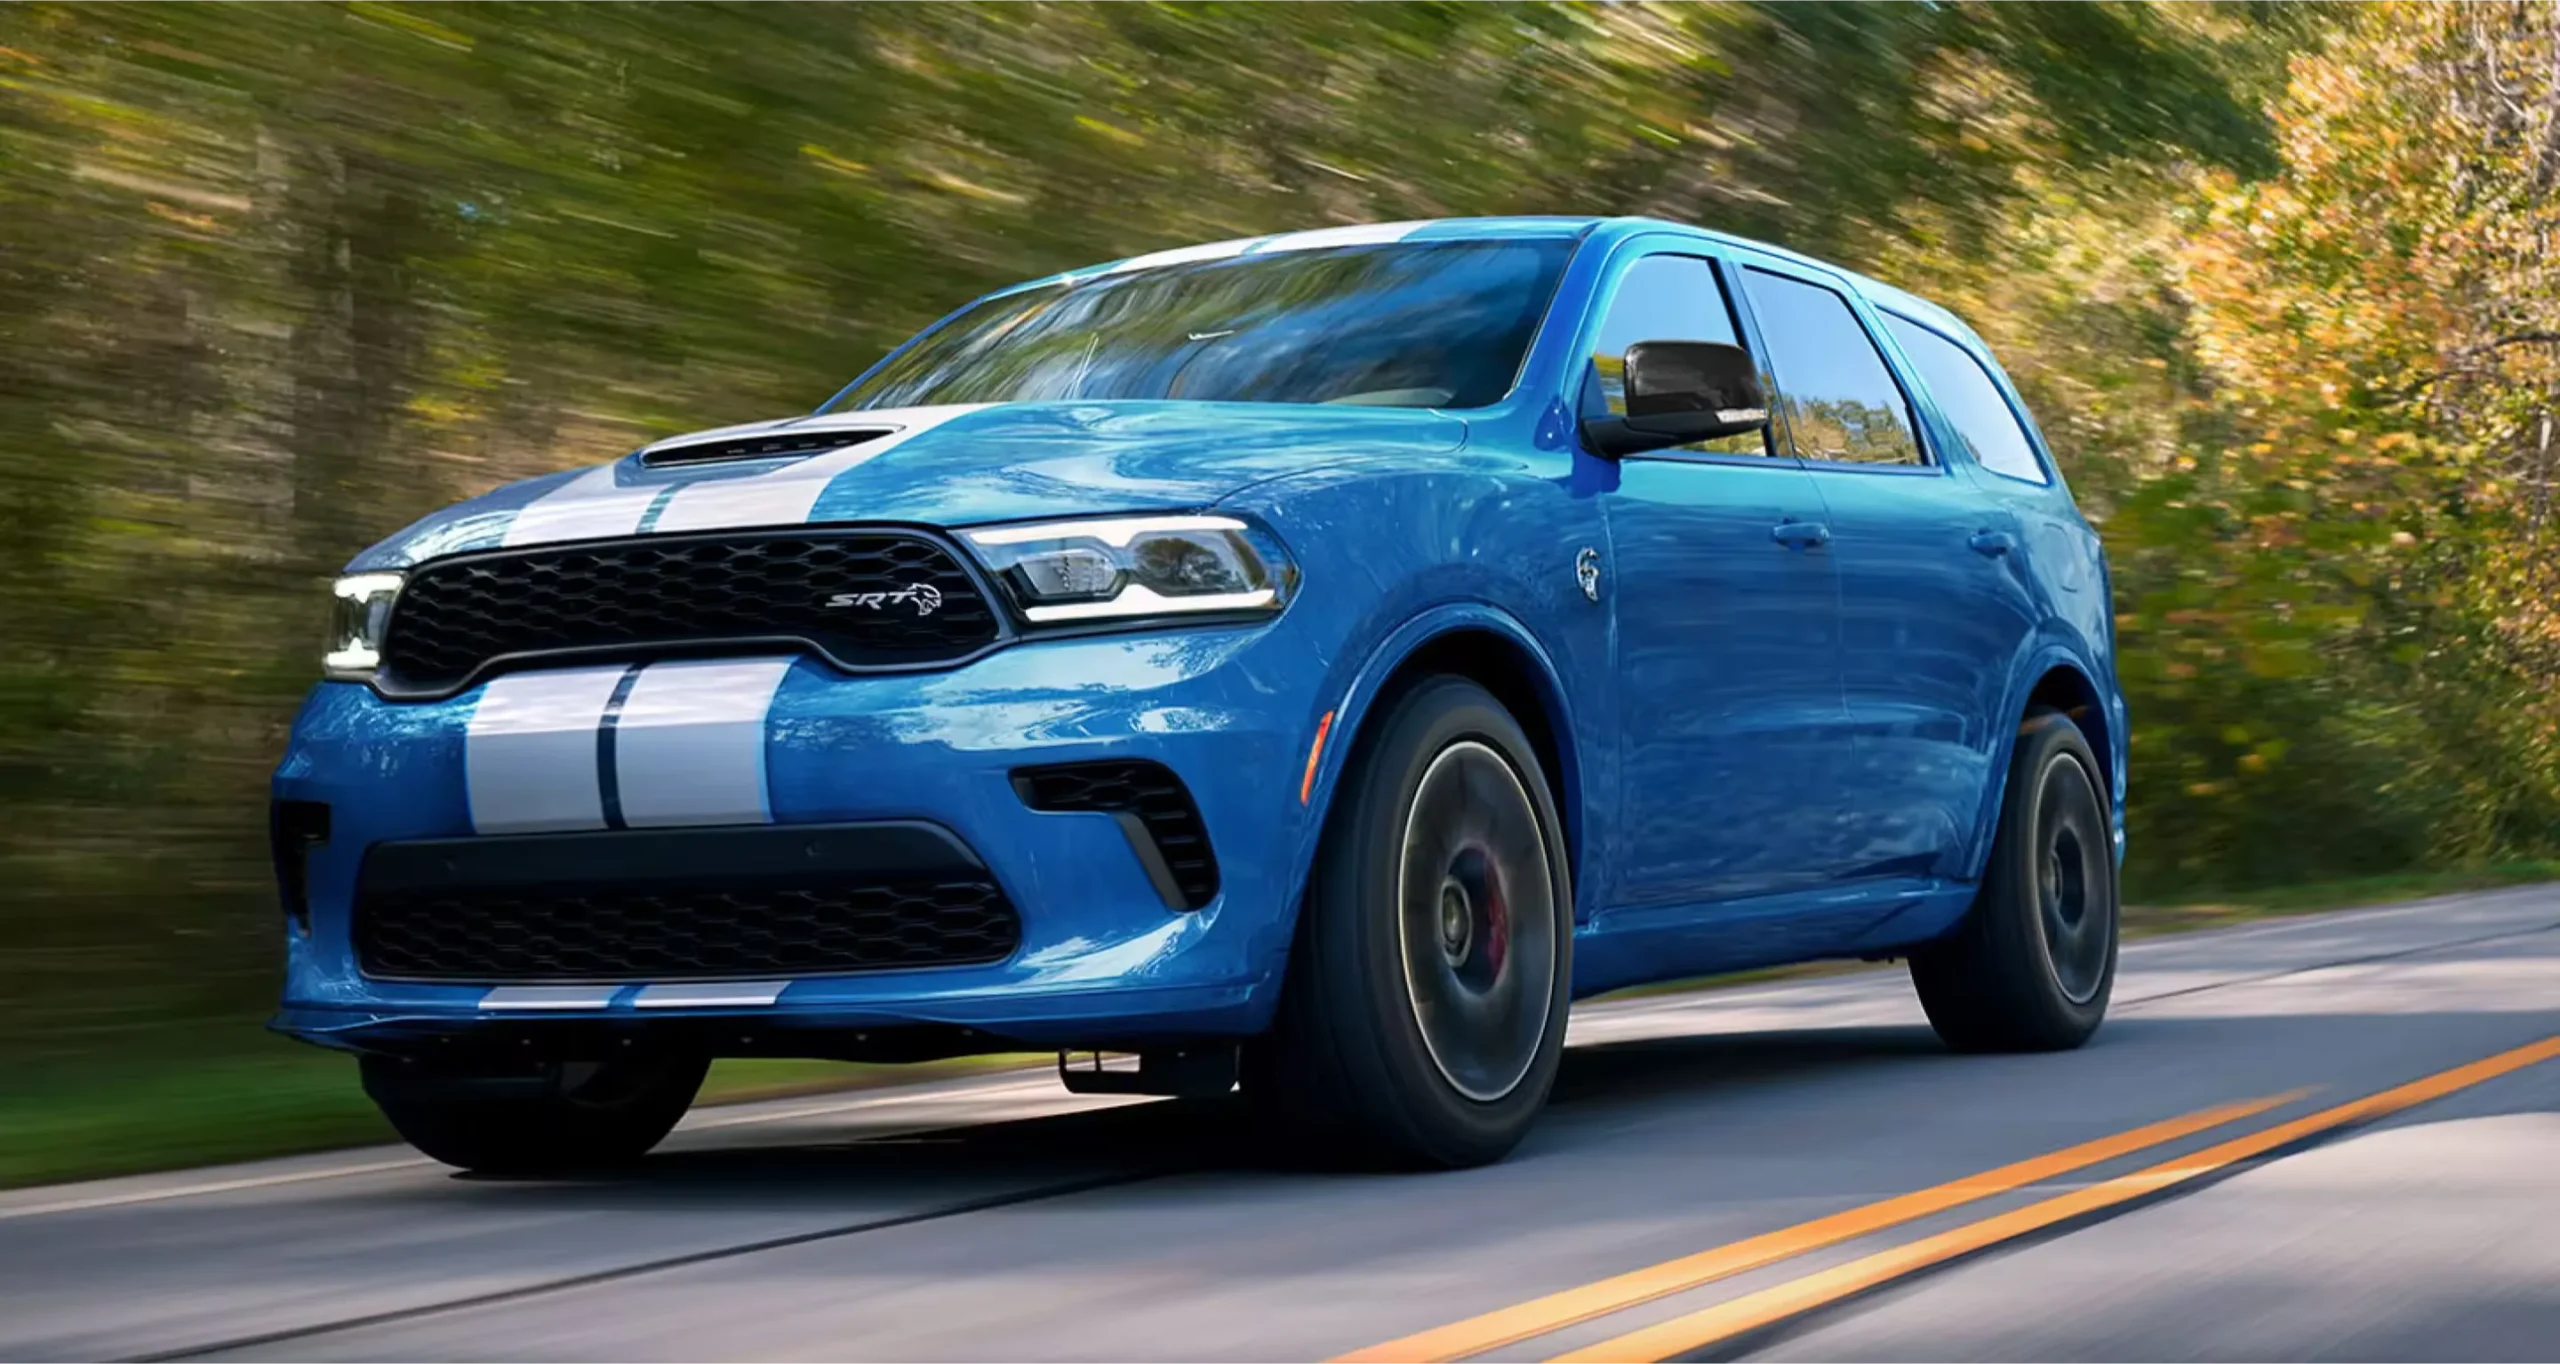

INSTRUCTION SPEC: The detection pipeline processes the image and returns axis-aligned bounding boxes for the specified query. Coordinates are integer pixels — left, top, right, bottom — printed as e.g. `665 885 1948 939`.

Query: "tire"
1910 709 2118 1052
1248 675 1573 1169
360 1053 708 1174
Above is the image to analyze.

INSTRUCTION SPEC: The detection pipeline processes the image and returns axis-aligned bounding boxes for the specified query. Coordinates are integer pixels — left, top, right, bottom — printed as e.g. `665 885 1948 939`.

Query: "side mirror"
1582 340 1771 458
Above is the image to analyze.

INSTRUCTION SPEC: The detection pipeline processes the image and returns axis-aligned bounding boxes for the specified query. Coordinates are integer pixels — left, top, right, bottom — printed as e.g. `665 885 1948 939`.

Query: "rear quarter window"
1882 314 2049 485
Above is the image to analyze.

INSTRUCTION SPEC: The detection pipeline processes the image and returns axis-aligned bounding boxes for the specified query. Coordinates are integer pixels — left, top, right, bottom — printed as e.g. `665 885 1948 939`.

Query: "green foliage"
0 1 2548 1084
1860 1 2560 897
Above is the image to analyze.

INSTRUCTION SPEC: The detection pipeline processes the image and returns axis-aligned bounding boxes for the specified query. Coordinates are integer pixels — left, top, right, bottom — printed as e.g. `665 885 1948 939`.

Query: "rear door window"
1883 314 2049 484
1738 268 1923 467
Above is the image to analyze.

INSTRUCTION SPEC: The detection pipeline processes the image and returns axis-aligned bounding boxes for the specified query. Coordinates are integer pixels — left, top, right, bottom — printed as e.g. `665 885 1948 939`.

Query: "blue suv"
276 216 2126 1171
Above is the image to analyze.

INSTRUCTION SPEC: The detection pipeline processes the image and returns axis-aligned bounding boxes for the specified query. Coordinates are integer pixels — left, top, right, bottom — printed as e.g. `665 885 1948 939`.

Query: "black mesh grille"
355 878 1020 982
1013 760 1219 909
378 528 1000 697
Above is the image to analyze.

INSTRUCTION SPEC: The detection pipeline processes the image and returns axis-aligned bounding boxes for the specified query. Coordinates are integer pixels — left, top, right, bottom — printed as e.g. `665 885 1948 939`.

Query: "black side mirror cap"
1581 339 1772 458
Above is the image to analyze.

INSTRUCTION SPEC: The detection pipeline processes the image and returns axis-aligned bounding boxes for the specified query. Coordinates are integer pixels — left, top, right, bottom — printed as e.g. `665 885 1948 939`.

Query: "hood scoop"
639 426 892 468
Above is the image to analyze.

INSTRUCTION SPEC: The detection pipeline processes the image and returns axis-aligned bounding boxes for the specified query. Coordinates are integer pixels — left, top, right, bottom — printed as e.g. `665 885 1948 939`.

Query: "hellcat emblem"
1575 547 1602 602
824 583 944 616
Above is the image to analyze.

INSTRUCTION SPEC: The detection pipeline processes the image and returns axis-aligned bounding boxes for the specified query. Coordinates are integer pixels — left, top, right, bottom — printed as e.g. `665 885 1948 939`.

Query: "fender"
1274 600 1590 936
1960 628 2127 882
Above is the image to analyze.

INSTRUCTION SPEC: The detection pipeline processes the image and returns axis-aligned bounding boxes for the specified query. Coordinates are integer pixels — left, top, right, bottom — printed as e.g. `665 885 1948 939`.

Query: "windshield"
830 238 1576 412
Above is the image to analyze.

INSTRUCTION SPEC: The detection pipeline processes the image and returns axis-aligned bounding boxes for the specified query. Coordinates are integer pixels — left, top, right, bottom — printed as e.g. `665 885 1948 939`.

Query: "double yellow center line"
1339 1033 2560 1364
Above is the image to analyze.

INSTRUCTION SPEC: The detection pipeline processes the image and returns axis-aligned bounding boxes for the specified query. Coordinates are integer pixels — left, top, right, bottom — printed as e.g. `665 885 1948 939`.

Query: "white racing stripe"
493 404 987 548
458 656 792 837
612 657 795 827
478 985 623 1010
646 403 986 535
634 981 790 1009
499 466 659 548
464 666 629 834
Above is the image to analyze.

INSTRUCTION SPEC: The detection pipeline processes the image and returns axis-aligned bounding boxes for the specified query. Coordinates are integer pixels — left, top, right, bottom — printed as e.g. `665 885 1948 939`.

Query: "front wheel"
361 1054 708 1174
1248 676 1573 1169
1910 709 2118 1051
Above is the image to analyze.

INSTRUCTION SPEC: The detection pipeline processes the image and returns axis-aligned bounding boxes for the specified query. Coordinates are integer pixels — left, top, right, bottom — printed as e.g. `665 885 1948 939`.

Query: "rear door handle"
1968 529 2018 557
1771 520 1831 549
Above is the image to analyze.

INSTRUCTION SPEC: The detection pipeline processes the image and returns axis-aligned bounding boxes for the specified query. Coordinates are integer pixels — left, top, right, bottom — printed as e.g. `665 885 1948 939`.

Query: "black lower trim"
362 820 992 895
354 821 1020 983
305 1018 1020 1066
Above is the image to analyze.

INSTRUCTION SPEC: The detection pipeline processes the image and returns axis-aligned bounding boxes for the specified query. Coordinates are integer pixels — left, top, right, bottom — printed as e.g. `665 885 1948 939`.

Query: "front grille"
355 878 1020 981
377 528 1001 697
1013 760 1219 909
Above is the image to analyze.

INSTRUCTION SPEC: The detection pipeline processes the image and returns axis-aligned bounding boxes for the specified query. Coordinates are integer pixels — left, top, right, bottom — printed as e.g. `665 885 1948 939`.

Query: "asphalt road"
5 886 2557 1363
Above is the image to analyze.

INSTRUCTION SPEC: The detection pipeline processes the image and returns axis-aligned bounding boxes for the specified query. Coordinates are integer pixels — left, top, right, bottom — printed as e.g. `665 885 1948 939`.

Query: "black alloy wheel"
1910 709 2118 1052
1397 737 1562 1104
1247 676 1574 1168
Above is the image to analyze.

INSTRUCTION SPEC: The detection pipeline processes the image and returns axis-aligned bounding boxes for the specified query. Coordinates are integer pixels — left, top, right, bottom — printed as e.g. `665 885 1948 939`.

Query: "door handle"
1771 520 1831 549
1968 529 2018 557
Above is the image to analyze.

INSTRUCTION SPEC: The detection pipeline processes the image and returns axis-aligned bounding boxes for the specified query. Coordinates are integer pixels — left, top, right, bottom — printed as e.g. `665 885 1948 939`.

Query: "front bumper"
270 624 1323 1056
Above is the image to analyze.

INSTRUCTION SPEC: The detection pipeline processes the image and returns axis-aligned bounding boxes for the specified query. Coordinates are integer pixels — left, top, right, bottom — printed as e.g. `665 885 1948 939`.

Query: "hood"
349 401 1466 570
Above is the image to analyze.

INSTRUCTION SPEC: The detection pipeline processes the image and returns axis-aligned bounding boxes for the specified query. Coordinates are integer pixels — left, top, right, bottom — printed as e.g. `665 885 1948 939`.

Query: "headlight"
323 571 404 680
963 515 1296 624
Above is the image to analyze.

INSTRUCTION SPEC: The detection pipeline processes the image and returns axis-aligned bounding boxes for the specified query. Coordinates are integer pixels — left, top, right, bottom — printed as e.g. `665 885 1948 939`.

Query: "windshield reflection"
833 239 1574 411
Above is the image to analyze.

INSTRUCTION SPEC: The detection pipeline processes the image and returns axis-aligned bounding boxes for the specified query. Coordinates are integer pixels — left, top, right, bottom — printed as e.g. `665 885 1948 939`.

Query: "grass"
4 861 2552 1191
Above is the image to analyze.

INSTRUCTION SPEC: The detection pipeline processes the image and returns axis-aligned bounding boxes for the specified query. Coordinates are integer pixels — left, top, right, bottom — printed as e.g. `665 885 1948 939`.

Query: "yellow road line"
1557 1033 2560 1363
1333 1090 2300 1363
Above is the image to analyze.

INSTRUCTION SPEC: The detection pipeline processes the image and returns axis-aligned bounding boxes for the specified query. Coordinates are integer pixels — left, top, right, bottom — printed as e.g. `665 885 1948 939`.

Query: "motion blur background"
3 1 2557 1181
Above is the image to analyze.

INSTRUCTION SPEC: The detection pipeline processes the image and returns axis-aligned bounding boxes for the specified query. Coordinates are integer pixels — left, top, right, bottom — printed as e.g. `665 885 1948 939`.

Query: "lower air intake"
351 821 1021 982
1012 760 1220 910
357 880 1018 982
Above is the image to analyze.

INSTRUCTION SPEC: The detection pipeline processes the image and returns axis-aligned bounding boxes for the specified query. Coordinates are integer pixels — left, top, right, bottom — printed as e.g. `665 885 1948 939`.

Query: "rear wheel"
1910 709 2117 1051
1248 676 1572 1169
361 1054 707 1174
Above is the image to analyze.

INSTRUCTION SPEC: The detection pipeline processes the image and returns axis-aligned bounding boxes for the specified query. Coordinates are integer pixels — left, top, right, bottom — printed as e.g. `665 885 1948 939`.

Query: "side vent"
639 428 890 468
270 799 332 931
1012 760 1219 911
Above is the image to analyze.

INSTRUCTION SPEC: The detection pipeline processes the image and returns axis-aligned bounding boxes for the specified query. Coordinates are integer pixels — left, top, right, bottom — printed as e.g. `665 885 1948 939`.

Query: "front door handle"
1771 520 1831 549
1968 529 2018 557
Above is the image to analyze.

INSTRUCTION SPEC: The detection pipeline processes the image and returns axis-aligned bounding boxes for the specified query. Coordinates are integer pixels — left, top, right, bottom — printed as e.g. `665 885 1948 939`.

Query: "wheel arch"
2024 662 2114 805
1966 646 2126 881
1289 605 1588 927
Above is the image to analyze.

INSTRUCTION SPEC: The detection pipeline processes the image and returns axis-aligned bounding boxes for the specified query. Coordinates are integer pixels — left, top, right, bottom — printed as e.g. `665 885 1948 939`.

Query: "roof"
1018 216 1602 291
997 214 1991 357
